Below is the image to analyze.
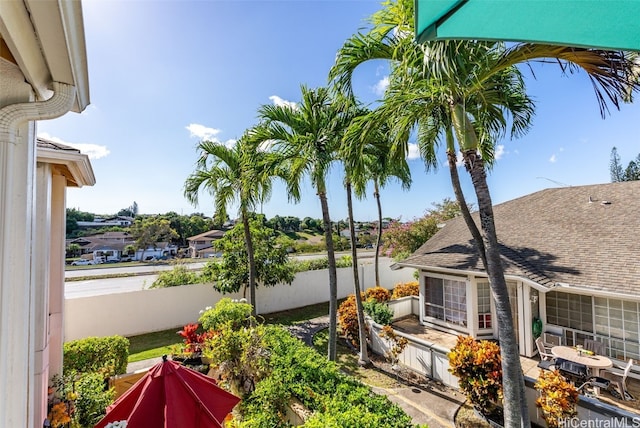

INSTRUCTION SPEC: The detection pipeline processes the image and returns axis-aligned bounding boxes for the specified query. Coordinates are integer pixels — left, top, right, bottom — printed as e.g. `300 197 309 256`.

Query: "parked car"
71 259 95 266
120 255 134 262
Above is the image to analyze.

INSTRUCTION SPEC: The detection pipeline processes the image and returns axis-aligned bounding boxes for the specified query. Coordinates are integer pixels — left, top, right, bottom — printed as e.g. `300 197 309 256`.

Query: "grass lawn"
127 328 183 363
127 301 335 363
312 329 399 389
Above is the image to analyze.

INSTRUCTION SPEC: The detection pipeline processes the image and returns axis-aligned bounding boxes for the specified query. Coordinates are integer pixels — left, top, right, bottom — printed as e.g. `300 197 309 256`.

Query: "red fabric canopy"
95 357 240 428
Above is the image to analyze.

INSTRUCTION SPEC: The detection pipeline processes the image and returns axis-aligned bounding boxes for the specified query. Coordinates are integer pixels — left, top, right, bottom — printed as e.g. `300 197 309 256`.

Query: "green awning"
415 0 640 51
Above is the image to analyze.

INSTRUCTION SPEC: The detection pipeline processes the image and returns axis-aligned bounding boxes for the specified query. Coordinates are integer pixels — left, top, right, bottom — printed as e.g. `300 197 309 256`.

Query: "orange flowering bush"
337 294 364 345
391 281 419 299
448 335 503 415
535 369 578 427
48 402 71 428
365 286 391 303
379 325 408 364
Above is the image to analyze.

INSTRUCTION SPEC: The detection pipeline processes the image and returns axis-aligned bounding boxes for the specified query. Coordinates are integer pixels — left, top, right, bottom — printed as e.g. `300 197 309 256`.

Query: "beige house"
396 181 640 369
187 229 226 258
0 2 92 427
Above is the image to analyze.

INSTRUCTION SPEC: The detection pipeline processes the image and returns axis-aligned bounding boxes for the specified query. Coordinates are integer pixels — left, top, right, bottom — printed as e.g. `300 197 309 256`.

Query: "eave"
0 0 90 112
37 146 95 188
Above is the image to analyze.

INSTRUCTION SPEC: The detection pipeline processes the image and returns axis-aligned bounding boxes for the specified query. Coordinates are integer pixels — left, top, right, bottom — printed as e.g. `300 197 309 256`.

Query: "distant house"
395 181 640 367
134 242 178 261
76 215 133 228
67 232 136 261
187 229 226 258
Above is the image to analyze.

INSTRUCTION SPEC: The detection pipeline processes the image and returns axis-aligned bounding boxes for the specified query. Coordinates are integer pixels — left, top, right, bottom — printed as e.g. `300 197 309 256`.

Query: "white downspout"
0 81 76 428
0 82 76 140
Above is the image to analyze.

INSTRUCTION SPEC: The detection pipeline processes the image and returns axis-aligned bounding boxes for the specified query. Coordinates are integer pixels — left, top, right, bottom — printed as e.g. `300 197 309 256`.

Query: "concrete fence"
64 258 415 341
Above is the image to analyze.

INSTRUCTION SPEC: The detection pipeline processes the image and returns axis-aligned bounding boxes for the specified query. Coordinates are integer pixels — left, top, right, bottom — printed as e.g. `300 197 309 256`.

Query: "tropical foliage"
535 369 579 428
448 336 503 416
200 298 416 427
199 218 295 297
380 199 462 260
253 85 346 361
331 0 639 424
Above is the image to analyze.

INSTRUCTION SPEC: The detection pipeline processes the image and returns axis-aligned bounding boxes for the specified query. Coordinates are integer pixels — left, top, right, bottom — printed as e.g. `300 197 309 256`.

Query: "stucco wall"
64 258 416 340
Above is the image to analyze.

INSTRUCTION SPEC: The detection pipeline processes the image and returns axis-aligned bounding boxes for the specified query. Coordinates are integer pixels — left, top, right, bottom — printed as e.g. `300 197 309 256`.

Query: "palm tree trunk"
242 208 258 316
318 188 338 362
346 181 370 365
452 105 529 427
374 179 383 286
463 149 530 428
446 146 488 270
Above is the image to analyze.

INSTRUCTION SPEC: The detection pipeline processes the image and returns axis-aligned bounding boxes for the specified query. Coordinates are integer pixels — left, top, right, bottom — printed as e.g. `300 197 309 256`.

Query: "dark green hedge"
63 335 129 378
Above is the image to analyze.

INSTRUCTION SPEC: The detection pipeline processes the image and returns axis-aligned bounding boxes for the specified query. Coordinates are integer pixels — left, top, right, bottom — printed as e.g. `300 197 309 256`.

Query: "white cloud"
37 132 109 160
406 143 420 160
549 154 557 163
494 144 505 160
222 139 237 149
186 123 220 140
372 76 389 96
269 95 297 109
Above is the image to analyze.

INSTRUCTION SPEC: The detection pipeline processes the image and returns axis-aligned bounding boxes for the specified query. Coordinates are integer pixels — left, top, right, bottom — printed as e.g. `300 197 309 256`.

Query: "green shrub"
199 297 253 331
73 372 116 427
363 301 394 325
233 326 413 427
151 264 200 288
63 335 129 378
289 255 352 273
49 371 115 428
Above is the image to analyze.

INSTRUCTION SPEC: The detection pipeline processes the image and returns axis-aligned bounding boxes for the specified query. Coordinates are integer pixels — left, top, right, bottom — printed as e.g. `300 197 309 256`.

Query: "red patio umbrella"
95 356 240 428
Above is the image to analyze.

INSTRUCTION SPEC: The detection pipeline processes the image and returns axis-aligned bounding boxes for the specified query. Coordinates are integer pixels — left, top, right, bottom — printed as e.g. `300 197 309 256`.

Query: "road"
65 251 376 298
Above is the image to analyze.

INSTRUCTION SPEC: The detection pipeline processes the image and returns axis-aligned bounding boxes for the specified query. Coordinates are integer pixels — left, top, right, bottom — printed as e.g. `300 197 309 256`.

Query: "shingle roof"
36 137 80 153
399 181 640 296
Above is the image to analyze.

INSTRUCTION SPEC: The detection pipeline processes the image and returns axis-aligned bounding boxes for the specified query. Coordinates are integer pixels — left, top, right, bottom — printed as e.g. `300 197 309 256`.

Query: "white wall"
65 258 416 341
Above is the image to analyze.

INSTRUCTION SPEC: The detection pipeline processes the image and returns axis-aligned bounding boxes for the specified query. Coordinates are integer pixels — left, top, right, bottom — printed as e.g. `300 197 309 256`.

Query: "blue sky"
39 0 640 223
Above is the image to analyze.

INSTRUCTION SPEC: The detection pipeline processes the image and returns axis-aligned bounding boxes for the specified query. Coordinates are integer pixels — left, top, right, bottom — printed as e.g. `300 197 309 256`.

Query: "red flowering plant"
173 323 214 358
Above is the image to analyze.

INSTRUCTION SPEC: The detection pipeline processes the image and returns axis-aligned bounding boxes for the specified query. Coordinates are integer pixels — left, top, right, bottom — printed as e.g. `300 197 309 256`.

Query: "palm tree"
253 85 344 361
330 1 639 426
344 117 411 286
184 137 274 315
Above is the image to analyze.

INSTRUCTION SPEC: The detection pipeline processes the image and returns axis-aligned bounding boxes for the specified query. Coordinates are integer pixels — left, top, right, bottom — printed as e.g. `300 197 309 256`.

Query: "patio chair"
536 337 555 361
542 332 562 347
583 338 605 355
602 359 634 401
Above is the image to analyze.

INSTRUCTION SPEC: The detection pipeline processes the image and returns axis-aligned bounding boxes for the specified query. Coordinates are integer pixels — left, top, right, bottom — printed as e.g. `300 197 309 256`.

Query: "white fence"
64 258 415 341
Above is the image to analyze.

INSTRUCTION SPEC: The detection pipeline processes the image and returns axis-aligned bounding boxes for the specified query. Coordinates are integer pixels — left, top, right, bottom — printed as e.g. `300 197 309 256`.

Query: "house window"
546 291 593 332
425 276 467 327
477 282 492 329
594 297 640 361
547 292 640 361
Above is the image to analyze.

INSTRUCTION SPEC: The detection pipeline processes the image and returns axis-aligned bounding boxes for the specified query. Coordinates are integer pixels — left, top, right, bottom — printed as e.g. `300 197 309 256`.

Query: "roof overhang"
0 0 90 112
37 144 95 188
396 261 554 292
415 0 640 51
